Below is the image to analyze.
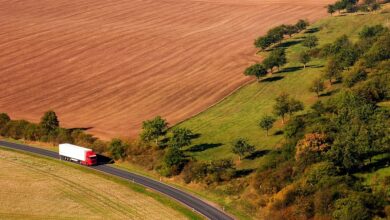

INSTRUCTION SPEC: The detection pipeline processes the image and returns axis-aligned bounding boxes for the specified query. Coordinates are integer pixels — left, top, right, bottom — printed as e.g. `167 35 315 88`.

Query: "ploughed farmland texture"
0 0 332 139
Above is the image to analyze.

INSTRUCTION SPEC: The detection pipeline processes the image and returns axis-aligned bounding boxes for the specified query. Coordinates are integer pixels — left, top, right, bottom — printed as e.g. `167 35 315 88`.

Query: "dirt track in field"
0 0 332 139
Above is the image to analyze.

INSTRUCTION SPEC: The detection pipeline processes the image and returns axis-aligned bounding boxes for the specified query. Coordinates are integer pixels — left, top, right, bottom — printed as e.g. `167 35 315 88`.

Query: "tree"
283 25 298 37
332 195 370 220
163 147 186 176
40 110 59 134
244 63 268 81
259 116 276 136
109 138 128 160
0 113 11 130
273 93 290 124
299 50 311 69
295 133 330 163
262 55 278 74
288 99 304 117
263 48 287 73
254 36 272 50
324 57 343 85
295 19 309 31
140 116 168 146
309 78 325 97
232 138 255 161
303 35 318 49
267 26 285 44
328 4 336 15
169 127 193 148
359 25 387 40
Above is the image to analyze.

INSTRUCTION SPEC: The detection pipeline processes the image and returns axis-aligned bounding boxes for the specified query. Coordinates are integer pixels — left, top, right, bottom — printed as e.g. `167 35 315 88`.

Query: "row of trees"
327 0 381 15
254 20 309 50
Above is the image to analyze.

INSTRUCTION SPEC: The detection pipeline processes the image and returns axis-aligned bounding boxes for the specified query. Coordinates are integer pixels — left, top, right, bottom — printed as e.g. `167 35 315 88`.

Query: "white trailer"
59 143 97 166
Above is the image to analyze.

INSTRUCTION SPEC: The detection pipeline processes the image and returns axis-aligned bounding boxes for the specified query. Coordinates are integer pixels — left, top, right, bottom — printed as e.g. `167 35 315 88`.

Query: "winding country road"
0 140 233 220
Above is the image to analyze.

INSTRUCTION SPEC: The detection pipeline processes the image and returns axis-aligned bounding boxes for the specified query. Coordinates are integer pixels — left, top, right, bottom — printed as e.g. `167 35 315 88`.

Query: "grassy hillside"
0 147 202 220
178 9 390 169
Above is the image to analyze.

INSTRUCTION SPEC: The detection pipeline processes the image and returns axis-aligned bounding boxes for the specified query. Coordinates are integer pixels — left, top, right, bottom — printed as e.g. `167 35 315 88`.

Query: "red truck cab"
84 151 97 166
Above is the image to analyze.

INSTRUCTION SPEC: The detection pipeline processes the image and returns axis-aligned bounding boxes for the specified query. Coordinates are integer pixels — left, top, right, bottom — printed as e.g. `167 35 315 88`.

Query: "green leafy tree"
327 4 336 15
295 19 309 31
0 113 11 130
163 147 186 176
299 50 311 69
288 99 304 117
359 25 387 40
273 93 290 124
40 110 59 135
169 127 193 148
109 138 127 160
244 63 268 81
267 26 285 44
324 57 343 85
309 78 325 97
332 195 370 220
283 25 298 37
303 35 318 49
140 116 168 146
232 138 255 161
254 36 272 50
263 48 286 73
259 116 276 136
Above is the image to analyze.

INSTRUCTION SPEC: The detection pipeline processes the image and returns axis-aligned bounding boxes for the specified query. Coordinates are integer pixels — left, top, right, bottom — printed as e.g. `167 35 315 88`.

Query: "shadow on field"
261 76 284 83
280 66 303 73
305 27 320 34
235 168 255 178
360 154 390 173
186 143 222 152
276 39 302 49
68 127 94 131
245 150 270 160
97 154 114 165
274 130 284 136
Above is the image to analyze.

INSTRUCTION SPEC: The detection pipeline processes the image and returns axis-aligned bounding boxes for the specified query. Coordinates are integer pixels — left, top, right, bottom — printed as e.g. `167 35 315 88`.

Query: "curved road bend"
0 140 233 220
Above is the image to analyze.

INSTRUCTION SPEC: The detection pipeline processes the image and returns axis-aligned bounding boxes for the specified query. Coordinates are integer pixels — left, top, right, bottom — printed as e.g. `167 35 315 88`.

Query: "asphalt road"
0 140 233 220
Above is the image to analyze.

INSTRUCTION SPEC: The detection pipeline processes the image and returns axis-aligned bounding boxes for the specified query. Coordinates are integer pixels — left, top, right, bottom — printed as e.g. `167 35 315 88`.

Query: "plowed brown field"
0 0 332 139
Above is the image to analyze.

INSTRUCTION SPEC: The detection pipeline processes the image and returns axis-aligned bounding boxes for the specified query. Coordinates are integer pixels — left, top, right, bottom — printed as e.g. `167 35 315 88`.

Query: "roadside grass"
177 11 390 170
0 147 203 220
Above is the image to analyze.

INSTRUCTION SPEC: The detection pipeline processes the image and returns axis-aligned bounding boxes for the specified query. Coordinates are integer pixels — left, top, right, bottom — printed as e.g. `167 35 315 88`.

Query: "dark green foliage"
244 63 268 81
324 57 343 84
0 113 10 130
332 195 370 220
273 93 290 124
359 25 387 39
328 4 336 15
162 147 186 176
232 138 255 160
263 48 287 73
109 138 128 160
182 159 236 184
40 110 59 135
295 19 309 31
284 117 305 139
168 127 193 148
259 116 276 136
1 120 29 140
302 35 318 49
299 50 311 69
364 32 390 67
283 25 299 37
267 26 285 44
140 116 168 146
343 62 368 87
254 36 272 50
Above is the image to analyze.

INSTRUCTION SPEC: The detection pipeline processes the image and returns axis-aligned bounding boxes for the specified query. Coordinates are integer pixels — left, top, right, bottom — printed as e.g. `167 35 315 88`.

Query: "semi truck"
59 143 97 166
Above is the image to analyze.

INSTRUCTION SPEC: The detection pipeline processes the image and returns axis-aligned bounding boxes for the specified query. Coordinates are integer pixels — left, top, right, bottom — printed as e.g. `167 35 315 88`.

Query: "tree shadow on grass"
308 64 324 68
305 27 320 34
235 168 255 178
274 130 284 136
275 39 302 49
279 66 303 73
186 143 222 152
261 76 284 83
359 154 390 174
245 150 270 160
68 127 94 131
